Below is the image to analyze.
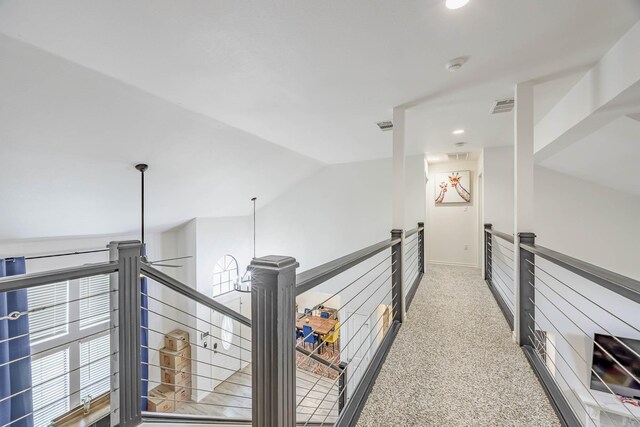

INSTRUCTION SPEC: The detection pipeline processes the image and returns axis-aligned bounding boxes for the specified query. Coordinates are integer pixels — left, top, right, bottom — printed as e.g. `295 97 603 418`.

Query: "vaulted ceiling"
1 0 639 239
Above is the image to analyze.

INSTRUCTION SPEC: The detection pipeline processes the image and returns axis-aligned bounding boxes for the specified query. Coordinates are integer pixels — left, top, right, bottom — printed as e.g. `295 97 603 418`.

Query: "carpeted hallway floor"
356 264 560 427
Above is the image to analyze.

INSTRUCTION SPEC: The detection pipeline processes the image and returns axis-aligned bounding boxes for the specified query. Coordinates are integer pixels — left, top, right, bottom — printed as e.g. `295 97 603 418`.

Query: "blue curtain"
140 246 149 411
0 257 34 427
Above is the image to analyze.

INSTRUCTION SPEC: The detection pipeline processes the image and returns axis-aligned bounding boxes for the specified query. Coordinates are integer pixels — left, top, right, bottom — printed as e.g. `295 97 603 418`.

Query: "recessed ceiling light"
452 129 465 135
446 0 470 10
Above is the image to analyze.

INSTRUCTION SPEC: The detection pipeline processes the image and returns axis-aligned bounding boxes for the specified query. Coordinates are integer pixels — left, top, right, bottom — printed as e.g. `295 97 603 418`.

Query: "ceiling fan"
135 163 191 268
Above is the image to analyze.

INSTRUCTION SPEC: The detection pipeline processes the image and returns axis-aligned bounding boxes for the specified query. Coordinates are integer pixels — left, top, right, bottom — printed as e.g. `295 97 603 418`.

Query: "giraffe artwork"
434 170 471 204
435 181 448 204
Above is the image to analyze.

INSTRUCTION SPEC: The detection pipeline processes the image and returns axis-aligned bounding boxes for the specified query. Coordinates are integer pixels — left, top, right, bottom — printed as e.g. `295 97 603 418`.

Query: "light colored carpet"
356 264 561 427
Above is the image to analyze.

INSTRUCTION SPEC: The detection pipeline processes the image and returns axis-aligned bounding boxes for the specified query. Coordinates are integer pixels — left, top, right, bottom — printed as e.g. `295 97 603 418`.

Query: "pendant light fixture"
234 197 257 293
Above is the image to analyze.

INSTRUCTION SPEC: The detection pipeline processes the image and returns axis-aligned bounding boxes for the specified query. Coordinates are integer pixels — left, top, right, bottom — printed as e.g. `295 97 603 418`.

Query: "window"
79 275 110 328
213 255 238 296
80 333 111 399
221 316 234 350
27 275 112 425
28 281 68 343
31 349 70 427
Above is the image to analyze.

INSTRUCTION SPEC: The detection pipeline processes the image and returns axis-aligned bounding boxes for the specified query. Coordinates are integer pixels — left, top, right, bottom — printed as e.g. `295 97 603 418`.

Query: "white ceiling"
0 0 638 163
1 1 639 240
0 35 323 240
539 116 640 197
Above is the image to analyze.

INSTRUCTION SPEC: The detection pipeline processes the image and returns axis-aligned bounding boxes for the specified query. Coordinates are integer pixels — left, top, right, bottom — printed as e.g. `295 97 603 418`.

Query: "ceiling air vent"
491 98 515 114
376 121 393 131
447 152 469 161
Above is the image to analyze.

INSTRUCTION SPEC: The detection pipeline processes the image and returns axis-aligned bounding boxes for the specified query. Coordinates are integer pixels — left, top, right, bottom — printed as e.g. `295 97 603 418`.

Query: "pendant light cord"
135 164 149 251
252 197 257 259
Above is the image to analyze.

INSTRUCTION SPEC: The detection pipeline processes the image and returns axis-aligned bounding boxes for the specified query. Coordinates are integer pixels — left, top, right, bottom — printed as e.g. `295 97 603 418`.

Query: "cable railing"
0 262 118 427
404 223 425 310
483 228 640 427
483 224 516 329
0 223 426 427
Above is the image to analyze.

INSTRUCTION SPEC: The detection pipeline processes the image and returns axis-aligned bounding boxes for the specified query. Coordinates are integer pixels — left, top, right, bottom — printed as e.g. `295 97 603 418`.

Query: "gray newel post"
250 255 299 427
108 240 142 427
484 224 492 281
518 232 536 348
417 222 425 274
390 229 404 323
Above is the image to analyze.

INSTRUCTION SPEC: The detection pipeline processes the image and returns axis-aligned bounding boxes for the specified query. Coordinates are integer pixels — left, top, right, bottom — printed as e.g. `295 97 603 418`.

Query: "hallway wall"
483 147 514 233
256 155 426 273
427 159 480 267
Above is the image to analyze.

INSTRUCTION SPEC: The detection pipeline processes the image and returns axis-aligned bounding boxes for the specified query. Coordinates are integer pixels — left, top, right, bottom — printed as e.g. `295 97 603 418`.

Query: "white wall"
535 167 640 281
483 147 514 234
427 159 480 267
405 155 427 230
256 157 391 271
481 153 640 416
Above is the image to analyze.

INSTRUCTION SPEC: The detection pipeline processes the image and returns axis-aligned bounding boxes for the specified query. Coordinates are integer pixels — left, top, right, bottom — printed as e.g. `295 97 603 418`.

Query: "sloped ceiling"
1 1 640 240
1 0 639 162
0 35 323 240
539 116 640 197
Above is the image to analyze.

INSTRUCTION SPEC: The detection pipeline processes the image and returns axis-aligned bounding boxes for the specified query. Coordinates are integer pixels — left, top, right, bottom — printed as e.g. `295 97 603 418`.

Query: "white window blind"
27 281 68 343
79 275 110 329
31 349 69 427
80 334 111 400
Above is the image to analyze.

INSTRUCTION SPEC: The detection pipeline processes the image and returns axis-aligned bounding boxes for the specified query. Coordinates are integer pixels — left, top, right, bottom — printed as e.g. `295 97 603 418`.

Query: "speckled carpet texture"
356 264 560 427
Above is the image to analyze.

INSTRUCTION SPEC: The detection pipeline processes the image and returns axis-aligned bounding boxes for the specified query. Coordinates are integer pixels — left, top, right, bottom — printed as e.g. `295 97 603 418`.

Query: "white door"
344 311 370 398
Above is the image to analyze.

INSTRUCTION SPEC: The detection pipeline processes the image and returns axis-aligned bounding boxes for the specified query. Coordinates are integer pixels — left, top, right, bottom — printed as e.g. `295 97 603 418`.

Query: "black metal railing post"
338 361 348 414
417 222 425 274
518 232 536 348
484 224 492 282
391 229 404 323
250 255 299 427
109 240 142 427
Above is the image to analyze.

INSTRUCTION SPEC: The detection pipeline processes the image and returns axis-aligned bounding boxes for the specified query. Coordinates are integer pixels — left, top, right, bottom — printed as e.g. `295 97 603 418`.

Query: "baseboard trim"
428 260 478 268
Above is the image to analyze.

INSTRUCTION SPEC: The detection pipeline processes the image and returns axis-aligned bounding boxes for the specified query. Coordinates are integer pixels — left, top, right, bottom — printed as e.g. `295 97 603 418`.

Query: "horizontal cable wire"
2 378 119 427
403 243 419 263
296 266 394 369
529 306 640 423
304 306 393 426
298 291 395 415
141 343 249 378
0 350 116 405
403 250 419 275
529 269 640 359
496 240 513 261
491 264 515 296
142 360 251 391
487 246 514 271
297 253 393 322
0 308 117 346
142 394 251 411
403 235 418 248
296 260 394 347
488 249 514 282
0 325 117 370
142 293 251 342
297 291 394 412
489 272 515 305
527 259 640 336
525 326 609 427
486 270 515 313
0 289 116 322
141 310 249 354
528 280 640 384
314 302 396 426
